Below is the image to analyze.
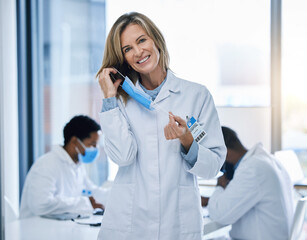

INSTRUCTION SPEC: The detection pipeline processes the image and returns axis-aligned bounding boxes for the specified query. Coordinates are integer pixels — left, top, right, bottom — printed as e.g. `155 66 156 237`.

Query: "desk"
5 216 231 240
198 178 217 187
294 178 307 190
6 215 230 240
6 216 102 240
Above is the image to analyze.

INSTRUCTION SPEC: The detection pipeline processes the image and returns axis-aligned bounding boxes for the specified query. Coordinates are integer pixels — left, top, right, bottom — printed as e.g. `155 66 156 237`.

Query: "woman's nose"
134 45 143 57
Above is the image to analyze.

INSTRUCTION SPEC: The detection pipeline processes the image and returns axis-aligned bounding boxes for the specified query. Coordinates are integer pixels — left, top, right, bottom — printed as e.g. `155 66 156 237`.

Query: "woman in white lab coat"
96 12 226 240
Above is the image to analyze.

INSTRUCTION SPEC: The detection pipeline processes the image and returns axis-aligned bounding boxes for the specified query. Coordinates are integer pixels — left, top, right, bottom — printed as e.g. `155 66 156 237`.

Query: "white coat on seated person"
208 143 294 240
98 70 226 240
20 145 108 218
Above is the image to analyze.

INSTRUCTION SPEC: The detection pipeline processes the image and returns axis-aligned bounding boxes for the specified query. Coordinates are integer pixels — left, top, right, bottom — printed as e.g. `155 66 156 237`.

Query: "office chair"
290 196 307 240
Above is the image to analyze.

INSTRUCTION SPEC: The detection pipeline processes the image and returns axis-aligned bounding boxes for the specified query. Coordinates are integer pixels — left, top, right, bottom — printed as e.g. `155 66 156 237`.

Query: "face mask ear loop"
77 138 87 152
151 102 173 117
75 147 81 154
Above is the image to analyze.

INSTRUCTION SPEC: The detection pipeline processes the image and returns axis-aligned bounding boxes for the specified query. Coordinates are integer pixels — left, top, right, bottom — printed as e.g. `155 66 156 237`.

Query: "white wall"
0 0 4 235
217 107 271 152
0 0 20 219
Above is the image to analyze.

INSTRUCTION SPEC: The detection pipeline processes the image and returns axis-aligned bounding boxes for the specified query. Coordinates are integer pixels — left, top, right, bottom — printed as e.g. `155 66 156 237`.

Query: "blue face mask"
121 76 154 110
76 139 99 164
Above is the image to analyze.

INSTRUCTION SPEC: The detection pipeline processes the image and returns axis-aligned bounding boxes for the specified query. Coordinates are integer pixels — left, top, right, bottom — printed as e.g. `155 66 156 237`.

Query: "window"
107 0 270 107
282 0 307 175
39 0 108 184
37 0 271 182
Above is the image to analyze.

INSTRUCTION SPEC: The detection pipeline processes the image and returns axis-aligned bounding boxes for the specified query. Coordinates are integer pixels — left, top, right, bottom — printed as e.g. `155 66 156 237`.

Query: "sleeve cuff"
180 140 199 167
101 97 118 112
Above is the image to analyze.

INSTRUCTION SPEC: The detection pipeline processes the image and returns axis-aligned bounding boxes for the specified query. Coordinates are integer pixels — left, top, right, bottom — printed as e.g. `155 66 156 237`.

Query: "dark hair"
221 126 243 150
63 115 101 146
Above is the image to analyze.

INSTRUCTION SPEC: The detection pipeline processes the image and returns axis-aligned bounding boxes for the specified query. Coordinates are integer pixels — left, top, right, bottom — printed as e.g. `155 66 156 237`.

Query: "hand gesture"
164 113 194 152
98 68 122 98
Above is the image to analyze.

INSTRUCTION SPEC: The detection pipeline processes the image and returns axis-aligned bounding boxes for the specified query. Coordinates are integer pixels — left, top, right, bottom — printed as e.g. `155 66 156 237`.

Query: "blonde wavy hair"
96 12 170 102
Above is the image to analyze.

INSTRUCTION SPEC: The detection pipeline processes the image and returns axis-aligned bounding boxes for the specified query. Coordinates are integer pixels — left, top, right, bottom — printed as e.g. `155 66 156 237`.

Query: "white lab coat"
20 145 108 219
98 71 226 240
208 143 294 240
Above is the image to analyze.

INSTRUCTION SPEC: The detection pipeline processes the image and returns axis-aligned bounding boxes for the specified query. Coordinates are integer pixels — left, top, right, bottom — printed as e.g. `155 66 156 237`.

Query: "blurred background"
1 0 307 237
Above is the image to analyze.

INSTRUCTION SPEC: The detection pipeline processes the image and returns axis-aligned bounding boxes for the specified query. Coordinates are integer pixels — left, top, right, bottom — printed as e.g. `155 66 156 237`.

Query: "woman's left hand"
164 113 194 152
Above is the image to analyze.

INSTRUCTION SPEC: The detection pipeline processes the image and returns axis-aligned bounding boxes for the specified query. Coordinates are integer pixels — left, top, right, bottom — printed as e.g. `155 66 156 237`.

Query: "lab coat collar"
135 70 181 104
52 145 81 169
239 143 264 165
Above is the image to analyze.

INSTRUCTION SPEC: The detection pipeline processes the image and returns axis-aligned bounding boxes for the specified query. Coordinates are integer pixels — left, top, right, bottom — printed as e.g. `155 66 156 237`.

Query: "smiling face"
120 24 161 76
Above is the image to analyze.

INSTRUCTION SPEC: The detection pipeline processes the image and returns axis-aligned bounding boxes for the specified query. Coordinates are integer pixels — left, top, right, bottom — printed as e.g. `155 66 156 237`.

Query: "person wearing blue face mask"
20 115 109 219
76 138 100 164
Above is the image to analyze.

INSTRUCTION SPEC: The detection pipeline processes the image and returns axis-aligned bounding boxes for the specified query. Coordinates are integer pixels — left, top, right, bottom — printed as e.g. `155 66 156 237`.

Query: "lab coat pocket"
178 186 202 234
101 183 135 232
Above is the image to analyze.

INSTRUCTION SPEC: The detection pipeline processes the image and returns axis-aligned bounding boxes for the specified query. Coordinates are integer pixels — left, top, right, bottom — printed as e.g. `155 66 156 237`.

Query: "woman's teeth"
138 56 149 64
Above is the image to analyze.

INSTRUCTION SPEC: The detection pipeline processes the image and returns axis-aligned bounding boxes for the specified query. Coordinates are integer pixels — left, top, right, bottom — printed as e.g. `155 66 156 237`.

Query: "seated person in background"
201 162 234 207
20 115 108 219
207 126 294 240
221 161 235 181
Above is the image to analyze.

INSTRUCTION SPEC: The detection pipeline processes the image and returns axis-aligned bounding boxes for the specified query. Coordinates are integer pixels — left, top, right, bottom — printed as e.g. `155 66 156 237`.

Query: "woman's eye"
124 47 131 53
139 38 146 43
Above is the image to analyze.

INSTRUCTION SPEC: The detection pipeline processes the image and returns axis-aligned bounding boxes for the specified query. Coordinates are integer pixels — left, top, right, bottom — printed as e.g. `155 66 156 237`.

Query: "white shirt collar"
52 145 81 169
240 142 264 164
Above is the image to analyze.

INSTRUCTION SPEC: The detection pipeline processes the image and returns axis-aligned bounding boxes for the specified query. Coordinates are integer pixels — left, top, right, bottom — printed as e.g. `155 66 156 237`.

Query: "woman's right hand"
98 68 123 98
